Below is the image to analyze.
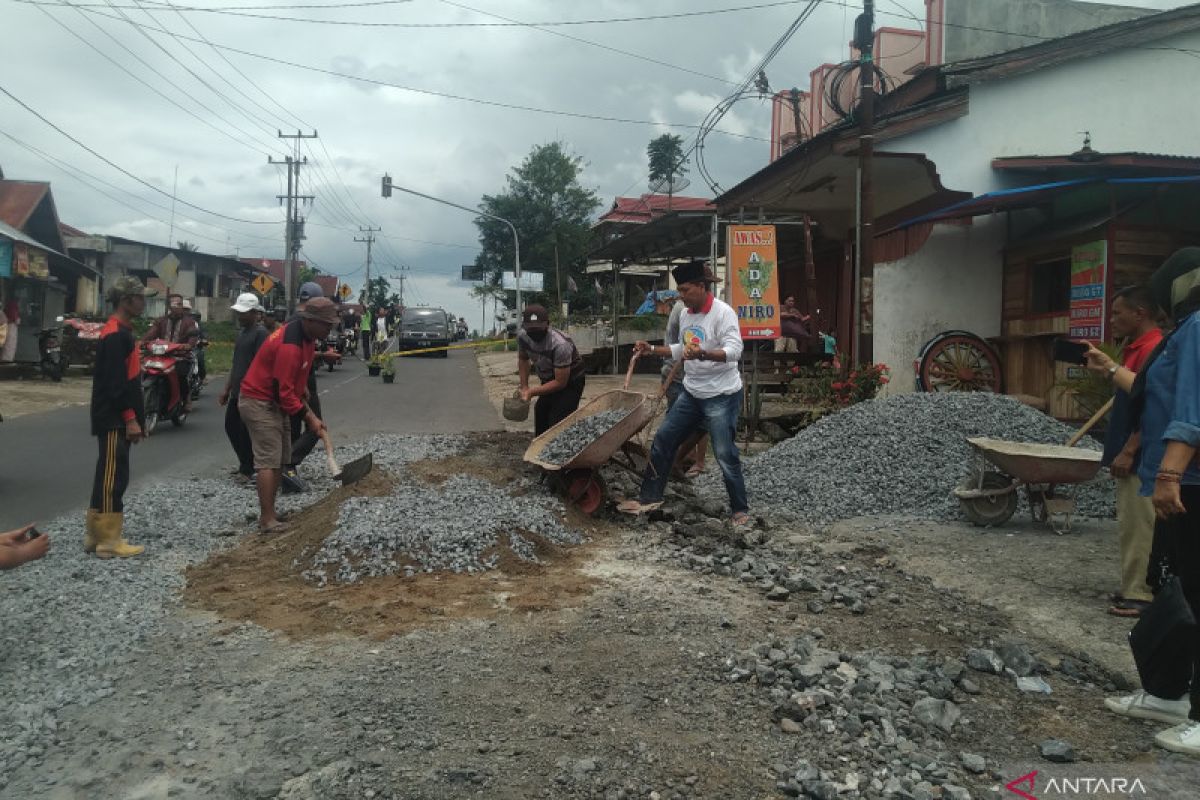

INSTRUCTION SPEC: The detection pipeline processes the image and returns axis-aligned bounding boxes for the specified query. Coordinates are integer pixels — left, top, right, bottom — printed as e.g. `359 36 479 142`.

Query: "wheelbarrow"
523 353 679 515
953 436 1103 534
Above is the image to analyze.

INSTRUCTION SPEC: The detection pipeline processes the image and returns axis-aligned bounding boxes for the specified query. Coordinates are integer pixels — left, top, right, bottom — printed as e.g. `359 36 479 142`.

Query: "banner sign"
1069 240 1107 341
14 243 29 277
0 240 11 278
461 264 486 281
28 249 49 279
727 225 781 339
501 271 543 292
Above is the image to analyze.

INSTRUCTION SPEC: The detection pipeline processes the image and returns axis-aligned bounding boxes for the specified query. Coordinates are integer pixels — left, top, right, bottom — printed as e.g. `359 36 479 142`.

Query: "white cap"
231 292 264 313
180 299 193 310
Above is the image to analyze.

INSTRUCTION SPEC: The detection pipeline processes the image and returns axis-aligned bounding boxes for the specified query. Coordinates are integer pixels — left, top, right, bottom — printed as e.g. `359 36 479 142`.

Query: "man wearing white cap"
220 292 268 481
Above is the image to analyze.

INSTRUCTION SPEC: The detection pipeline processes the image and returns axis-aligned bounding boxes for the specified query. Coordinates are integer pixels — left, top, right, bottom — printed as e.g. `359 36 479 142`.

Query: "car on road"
398 307 453 357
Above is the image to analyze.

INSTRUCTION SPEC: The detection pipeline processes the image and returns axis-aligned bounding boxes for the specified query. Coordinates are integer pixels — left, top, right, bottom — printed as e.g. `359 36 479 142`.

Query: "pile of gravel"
303 474 582 585
538 408 631 465
0 433 466 784
721 392 1114 524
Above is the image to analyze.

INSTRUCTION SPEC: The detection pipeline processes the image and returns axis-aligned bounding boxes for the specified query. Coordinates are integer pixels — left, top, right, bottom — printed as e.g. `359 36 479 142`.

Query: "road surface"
0 349 499 529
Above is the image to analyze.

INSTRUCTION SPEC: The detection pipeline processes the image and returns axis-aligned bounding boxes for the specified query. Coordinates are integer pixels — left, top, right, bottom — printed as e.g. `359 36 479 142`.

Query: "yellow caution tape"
379 338 511 359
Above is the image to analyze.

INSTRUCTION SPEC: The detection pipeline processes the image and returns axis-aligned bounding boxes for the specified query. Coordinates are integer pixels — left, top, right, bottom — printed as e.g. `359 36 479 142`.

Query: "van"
398 307 452 358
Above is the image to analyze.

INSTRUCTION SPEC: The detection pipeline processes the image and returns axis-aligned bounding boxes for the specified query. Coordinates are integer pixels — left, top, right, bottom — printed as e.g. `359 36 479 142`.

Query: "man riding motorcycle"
141 293 199 413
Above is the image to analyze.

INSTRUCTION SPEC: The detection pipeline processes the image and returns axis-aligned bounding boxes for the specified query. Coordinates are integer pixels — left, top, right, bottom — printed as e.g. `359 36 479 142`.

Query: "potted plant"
367 354 382 376
380 356 396 384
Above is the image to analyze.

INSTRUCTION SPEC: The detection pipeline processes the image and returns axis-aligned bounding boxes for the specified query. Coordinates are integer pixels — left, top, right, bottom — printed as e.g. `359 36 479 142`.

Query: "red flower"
880 376 890 384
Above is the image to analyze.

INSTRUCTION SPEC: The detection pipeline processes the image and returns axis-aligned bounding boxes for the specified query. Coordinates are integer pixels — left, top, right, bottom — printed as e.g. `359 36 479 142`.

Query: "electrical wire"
46 4 768 141
15 0 813 27
0 83 285 226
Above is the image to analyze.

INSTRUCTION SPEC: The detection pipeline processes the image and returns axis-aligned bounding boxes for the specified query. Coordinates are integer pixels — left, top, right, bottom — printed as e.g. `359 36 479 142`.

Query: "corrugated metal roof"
0 219 57 253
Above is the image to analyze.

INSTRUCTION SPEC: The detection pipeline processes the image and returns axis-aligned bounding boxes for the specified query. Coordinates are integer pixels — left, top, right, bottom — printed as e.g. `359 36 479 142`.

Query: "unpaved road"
6 431 1200 800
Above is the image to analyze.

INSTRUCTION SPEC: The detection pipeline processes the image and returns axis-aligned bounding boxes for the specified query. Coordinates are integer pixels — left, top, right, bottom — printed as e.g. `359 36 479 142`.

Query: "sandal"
1108 599 1151 618
730 512 753 529
685 463 707 479
617 499 664 515
258 520 291 534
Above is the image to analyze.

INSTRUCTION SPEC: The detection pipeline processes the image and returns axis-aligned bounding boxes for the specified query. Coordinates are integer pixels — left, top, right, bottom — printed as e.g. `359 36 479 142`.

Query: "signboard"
1069 240 1107 341
251 274 275 295
153 252 181 288
0 240 11 278
28 249 49 279
501 271 543 292
14 243 29 277
339 283 352 300
727 225 781 339
461 264 486 281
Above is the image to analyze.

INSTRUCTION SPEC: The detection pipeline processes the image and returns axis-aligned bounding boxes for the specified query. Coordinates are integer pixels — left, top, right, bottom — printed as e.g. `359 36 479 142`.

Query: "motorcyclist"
141 293 198 413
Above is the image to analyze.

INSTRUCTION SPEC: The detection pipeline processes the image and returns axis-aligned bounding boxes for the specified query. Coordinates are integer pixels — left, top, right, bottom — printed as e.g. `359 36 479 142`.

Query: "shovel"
1066 397 1114 448
305 404 373 485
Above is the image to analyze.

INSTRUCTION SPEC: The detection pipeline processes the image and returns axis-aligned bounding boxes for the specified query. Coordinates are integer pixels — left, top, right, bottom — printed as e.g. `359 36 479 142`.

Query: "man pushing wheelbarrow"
617 260 752 529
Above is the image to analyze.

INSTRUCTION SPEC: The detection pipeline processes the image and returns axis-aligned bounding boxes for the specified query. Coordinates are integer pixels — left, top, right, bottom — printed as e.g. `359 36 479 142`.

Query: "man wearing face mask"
517 304 585 436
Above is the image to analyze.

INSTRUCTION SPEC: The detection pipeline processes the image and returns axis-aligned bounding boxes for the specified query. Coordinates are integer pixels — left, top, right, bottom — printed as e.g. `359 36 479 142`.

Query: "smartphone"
1053 338 1089 366
25 526 42 540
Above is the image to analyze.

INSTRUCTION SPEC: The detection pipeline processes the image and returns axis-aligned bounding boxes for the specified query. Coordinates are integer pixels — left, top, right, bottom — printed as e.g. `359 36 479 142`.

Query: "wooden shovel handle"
1066 397 1114 448
623 350 641 390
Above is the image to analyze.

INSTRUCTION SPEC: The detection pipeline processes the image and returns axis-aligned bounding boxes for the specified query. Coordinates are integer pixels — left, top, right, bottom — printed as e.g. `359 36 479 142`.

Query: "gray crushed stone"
715 392 1114 524
303 474 582 585
0 433 466 783
538 409 631 465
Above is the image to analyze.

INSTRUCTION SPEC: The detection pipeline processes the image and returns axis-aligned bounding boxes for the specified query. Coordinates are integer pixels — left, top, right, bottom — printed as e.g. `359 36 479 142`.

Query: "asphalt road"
0 349 499 529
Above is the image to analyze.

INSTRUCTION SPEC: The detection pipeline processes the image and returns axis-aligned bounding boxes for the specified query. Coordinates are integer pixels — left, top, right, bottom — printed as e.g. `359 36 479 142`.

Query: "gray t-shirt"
229 323 268 398
518 328 583 383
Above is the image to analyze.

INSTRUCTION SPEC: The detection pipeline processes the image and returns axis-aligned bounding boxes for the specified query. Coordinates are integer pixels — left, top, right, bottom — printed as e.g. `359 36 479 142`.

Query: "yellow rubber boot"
94 512 144 559
83 509 99 553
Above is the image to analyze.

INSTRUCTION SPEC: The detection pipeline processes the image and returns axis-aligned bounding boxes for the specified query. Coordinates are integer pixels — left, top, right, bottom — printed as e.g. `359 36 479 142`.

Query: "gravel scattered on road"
537 409 631 465
711 392 1114 525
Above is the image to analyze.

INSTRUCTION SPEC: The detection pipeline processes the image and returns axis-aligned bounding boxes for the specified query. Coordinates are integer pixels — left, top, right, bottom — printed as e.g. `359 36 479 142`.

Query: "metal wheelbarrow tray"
953 436 1102 533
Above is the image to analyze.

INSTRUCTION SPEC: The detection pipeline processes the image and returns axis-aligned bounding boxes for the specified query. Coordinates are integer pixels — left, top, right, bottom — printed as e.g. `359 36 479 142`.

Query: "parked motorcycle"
341 328 358 357
61 316 104 374
317 336 342 372
38 316 66 382
141 339 195 434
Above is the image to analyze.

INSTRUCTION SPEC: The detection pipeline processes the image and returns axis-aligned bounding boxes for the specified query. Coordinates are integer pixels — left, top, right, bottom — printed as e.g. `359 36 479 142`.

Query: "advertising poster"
727 225 781 339
1069 240 1107 341
28 249 49 279
0 240 11 278
14 243 29 277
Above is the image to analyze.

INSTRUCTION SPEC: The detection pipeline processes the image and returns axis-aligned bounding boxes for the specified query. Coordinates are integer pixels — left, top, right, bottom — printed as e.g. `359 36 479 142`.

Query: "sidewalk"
0 369 91 420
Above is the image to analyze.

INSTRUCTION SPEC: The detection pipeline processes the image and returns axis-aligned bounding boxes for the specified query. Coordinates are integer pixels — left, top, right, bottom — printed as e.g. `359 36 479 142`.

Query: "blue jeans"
639 388 748 514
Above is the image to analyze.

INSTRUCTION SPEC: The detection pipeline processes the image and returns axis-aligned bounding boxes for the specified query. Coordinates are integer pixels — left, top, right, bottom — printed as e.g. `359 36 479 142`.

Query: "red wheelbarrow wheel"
564 469 607 516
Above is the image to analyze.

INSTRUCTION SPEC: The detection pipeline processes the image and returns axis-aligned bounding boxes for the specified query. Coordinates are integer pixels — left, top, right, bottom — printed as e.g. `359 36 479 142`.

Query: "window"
1029 258 1071 314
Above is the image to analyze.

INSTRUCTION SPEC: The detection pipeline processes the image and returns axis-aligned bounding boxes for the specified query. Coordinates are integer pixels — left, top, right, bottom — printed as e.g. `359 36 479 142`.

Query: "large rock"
912 698 961 733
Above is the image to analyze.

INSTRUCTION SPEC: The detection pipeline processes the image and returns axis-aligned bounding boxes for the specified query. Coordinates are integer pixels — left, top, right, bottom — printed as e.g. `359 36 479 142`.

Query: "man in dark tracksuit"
220 292 268 480
86 275 156 559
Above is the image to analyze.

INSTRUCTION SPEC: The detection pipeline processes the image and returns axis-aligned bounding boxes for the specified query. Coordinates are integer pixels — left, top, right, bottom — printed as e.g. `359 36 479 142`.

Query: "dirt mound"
185 451 598 640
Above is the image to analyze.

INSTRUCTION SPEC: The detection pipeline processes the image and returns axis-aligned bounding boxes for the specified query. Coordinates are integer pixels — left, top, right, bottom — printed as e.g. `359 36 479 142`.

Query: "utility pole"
854 1 876 364
355 226 380 307
395 265 411 307
270 130 317 310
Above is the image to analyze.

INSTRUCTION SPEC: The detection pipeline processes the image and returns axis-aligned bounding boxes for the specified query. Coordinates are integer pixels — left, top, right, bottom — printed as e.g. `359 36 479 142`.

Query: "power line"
49 5 769 141
0 83 284 225
438 0 737 87
15 0 814 27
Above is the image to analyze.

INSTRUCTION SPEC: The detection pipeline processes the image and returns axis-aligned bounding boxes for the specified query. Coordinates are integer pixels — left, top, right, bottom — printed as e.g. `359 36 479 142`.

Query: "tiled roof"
0 181 50 229
596 194 714 225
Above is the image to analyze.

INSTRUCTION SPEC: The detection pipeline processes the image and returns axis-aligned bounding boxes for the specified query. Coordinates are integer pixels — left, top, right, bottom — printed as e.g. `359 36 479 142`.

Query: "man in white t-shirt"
619 260 750 526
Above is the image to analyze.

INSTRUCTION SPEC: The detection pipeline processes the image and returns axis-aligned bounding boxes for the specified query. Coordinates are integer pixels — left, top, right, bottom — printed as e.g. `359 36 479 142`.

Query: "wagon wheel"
564 469 607 516
918 333 1002 393
957 472 1018 527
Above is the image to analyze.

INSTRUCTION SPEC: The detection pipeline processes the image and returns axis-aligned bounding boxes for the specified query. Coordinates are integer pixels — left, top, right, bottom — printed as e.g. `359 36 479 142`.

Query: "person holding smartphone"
0 525 49 570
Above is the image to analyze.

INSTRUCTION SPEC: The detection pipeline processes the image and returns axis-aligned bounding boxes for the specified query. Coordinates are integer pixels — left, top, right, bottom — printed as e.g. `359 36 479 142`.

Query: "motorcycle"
141 339 194 434
61 316 104 373
190 337 208 400
38 316 66 382
340 328 358 357
317 336 342 372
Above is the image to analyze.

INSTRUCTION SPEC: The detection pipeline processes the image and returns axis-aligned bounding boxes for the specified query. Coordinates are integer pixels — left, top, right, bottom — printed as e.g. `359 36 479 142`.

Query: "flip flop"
616 499 663 515
1108 600 1150 618
258 521 291 534
730 512 753 529
685 464 707 479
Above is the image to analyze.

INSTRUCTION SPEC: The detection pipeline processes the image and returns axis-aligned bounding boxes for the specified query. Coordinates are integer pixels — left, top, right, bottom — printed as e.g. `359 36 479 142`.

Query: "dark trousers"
361 331 372 359
534 375 585 436
90 429 130 514
1150 484 1200 719
289 381 322 468
640 388 748 514
224 398 254 477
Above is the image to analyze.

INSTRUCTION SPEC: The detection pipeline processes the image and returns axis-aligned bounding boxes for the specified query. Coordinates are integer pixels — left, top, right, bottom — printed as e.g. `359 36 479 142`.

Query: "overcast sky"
0 0 1186 323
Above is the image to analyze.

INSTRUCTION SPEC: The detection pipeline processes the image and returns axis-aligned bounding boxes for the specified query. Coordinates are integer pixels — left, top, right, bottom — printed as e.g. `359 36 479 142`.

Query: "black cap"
522 304 550 330
671 259 719 286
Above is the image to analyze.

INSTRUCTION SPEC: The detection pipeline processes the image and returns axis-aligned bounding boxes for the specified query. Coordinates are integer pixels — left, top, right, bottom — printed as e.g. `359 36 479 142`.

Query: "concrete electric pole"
355 226 380 306
854 1 876 364
269 130 317 310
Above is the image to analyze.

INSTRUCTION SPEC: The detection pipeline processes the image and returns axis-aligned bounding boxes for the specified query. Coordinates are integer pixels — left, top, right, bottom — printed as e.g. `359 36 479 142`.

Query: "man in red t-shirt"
1103 285 1164 617
238 297 336 532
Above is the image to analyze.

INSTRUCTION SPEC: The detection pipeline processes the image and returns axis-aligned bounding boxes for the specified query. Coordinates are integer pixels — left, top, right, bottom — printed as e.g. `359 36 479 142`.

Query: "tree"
647 134 688 186
472 142 601 313
364 276 398 310
176 240 199 252
297 264 319 286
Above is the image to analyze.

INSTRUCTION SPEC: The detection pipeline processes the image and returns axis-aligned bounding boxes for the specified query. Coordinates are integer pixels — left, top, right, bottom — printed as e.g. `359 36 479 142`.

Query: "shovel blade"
337 452 373 485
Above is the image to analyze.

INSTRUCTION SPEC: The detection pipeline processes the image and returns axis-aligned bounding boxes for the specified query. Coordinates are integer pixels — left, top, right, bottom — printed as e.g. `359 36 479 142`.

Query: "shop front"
1 235 66 363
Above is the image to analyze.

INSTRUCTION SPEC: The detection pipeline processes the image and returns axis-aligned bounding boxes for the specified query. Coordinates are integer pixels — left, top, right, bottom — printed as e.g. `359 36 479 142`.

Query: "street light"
381 174 523 316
